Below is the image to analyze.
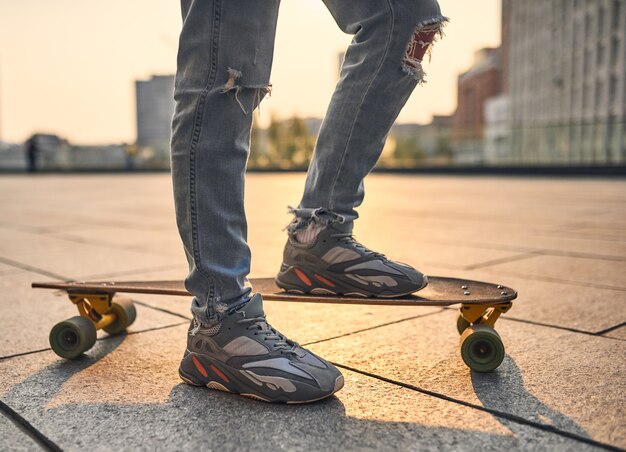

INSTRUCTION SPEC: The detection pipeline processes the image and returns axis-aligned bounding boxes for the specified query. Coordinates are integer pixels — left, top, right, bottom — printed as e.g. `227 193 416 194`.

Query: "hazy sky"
0 0 500 144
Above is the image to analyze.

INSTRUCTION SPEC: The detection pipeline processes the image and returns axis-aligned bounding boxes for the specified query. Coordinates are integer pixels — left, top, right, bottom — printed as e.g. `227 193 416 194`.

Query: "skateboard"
32 276 516 372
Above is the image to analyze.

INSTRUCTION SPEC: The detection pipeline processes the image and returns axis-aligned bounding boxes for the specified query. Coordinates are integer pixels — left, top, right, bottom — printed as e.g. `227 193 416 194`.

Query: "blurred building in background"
453 48 502 163
493 0 626 165
388 116 454 166
135 75 175 167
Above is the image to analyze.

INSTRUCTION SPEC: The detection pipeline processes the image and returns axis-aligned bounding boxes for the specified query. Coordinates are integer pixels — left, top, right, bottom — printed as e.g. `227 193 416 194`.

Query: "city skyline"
0 0 500 144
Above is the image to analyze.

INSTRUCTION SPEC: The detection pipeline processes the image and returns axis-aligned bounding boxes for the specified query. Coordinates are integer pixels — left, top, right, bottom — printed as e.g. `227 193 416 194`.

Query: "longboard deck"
32 276 516 306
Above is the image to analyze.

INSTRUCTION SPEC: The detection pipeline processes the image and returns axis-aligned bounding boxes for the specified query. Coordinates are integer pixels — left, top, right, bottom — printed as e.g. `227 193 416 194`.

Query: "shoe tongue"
240 293 265 318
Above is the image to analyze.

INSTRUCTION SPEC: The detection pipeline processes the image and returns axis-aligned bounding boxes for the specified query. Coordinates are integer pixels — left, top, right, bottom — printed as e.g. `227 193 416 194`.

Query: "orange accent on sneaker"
191 355 209 378
314 274 335 287
210 364 230 383
294 268 312 286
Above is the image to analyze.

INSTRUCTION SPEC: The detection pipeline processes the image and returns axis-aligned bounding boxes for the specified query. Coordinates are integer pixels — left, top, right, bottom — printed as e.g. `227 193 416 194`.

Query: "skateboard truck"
67 290 118 331
44 288 137 360
458 301 512 329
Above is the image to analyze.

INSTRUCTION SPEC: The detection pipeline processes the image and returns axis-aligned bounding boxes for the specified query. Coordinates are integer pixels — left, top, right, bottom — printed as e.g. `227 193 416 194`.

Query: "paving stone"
348 212 626 268
0 228 173 281
0 175 179 232
47 225 186 260
477 255 626 289
433 233 626 262
307 309 626 449
366 216 626 262
0 272 187 358
359 176 625 226
0 210 93 235
557 224 626 241
0 325 598 451
351 176 626 261
0 262 24 277
0 413 41 452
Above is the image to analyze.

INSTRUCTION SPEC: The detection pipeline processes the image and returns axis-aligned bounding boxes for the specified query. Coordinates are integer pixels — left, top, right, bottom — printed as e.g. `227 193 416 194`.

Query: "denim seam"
188 0 223 322
326 0 394 211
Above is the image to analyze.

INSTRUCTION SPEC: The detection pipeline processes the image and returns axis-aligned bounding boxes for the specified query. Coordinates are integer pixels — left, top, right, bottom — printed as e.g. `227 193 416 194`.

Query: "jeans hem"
286 206 351 233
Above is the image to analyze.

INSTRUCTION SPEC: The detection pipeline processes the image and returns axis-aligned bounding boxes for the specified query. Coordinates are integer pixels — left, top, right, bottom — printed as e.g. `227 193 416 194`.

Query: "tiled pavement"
0 173 624 451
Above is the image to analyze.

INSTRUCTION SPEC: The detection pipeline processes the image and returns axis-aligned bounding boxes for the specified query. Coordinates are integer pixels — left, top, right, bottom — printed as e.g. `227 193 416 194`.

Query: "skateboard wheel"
49 316 97 359
456 315 471 335
460 325 505 373
103 297 137 335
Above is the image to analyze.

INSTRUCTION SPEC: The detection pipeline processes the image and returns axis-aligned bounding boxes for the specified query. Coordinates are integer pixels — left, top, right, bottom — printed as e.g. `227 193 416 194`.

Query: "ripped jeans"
170 0 447 326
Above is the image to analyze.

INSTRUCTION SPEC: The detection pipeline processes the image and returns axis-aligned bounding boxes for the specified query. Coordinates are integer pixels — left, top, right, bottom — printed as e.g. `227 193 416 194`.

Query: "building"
453 48 502 163
484 95 511 162
504 0 626 164
135 75 175 163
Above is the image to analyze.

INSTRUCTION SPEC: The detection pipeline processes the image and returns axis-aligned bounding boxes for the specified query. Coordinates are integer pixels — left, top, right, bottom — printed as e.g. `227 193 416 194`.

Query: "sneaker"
276 222 428 297
178 293 344 403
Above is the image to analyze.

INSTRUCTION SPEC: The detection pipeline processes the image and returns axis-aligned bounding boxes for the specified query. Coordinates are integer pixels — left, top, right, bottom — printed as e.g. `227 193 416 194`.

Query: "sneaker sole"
179 352 343 404
276 265 428 298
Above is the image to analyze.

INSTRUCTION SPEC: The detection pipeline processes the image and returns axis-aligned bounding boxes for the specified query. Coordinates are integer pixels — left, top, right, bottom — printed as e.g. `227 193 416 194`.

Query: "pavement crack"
0 400 62 452
462 252 538 270
0 256 69 281
595 321 626 336
332 363 623 452
429 238 626 263
49 232 177 258
477 269 626 292
0 347 54 362
0 322 188 362
441 306 626 340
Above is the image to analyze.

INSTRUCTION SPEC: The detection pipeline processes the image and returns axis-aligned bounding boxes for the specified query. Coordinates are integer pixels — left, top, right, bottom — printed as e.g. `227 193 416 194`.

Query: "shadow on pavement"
0 338 599 450
472 355 590 440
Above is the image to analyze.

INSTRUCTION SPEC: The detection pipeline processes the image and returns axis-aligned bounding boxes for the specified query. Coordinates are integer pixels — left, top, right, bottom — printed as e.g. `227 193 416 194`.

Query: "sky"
0 0 501 144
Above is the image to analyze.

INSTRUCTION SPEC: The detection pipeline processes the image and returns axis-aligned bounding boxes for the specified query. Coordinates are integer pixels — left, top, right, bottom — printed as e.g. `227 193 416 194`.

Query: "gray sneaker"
178 293 344 403
276 222 428 297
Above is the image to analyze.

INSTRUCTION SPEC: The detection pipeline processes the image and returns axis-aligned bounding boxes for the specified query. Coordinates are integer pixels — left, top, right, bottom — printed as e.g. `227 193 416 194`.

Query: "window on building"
610 36 620 66
597 42 605 66
598 6 606 31
609 76 617 106
612 0 622 30
596 80 604 110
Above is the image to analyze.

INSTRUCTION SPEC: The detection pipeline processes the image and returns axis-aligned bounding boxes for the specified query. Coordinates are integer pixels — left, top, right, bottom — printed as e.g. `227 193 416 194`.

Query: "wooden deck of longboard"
32 276 516 306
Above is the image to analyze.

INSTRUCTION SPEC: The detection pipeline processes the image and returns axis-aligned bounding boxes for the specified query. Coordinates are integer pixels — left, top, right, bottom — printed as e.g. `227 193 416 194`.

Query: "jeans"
171 0 447 326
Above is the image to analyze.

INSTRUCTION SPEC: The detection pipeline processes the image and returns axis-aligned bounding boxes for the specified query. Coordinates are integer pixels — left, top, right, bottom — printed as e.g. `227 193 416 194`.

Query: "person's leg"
299 0 446 226
277 0 446 297
171 0 343 403
171 0 278 325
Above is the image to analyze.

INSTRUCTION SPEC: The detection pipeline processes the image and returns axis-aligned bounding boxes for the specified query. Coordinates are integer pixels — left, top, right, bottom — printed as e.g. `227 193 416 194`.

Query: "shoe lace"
331 233 387 260
236 315 300 355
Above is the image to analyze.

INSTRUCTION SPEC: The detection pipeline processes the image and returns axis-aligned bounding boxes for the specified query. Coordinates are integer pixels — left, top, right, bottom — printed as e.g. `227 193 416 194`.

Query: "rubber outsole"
179 353 343 404
276 266 428 298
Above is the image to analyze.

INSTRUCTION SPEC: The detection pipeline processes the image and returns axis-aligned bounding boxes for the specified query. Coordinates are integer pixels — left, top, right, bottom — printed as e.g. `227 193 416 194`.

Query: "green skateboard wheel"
456 315 471 335
103 297 137 335
49 316 97 359
460 325 505 372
